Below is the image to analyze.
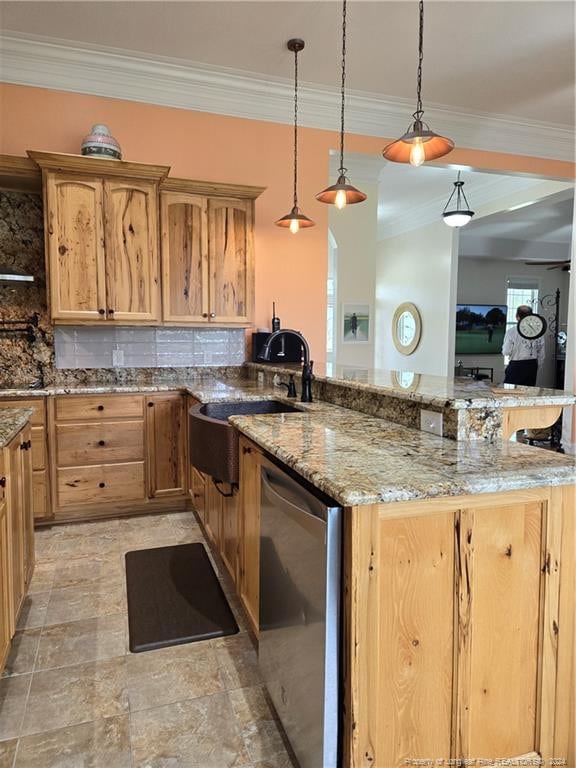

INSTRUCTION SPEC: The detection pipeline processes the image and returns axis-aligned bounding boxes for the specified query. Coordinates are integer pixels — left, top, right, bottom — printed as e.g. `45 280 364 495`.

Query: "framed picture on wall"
342 303 370 343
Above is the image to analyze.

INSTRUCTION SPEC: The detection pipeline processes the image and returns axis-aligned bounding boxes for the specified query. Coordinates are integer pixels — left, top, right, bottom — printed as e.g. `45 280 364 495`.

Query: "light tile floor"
0 512 296 768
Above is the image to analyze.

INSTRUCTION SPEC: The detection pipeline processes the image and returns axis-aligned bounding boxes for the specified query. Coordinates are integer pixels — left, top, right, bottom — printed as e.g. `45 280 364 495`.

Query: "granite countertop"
0 408 33 448
247 361 576 409
230 407 576 507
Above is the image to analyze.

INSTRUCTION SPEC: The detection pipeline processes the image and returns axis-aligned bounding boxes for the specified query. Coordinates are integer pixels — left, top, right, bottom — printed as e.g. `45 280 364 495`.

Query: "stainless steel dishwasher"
259 457 342 768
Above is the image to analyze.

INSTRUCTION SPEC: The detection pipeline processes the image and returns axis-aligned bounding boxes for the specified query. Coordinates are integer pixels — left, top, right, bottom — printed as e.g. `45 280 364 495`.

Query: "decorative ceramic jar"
81 124 122 159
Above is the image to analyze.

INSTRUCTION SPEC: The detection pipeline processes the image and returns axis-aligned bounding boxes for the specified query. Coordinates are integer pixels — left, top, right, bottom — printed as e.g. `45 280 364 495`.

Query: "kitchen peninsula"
0 366 574 767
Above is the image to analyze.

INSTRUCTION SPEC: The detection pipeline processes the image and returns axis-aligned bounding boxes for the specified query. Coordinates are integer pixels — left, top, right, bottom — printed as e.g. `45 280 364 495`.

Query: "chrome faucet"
259 329 314 403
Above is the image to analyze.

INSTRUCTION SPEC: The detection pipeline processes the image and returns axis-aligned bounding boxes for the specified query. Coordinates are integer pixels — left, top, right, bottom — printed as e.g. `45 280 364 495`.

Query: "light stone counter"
0 408 33 448
230 408 576 506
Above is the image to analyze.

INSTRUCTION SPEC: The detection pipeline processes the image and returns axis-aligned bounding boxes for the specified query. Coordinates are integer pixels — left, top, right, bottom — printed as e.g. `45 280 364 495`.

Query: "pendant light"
382 0 454 166
276 39 314 233
442 171 475 227
316 0 367 209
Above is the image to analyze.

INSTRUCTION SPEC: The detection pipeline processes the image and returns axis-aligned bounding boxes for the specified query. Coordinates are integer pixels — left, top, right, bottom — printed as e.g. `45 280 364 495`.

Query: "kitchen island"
229 401 575 768
1 370 574 766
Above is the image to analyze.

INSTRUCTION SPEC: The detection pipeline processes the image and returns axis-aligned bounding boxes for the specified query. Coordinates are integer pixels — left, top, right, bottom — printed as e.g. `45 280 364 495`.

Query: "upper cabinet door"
103 180 161 323
45 174 107 321
161 192 209 323
208 198 254 325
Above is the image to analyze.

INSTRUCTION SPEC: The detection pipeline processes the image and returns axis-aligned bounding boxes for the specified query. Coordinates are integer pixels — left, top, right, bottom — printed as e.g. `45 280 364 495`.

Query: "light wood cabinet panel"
5 432 28 627
31 426 46 471
238 438 261 633
146 393 186 498
57 462 145 507
44 174 106 321
0 458 11 670
32 470 49 521
221 487 239 584
161 192 209 323
455 503 543 758
190 467 206 524
55 394 144 422
103 179 161 323
204 478 222 549
56 420 145 467
344 489 574 768
208 198 254 324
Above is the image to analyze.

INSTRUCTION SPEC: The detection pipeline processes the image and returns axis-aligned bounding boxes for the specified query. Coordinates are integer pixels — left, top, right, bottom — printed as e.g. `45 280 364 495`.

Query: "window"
506 278 539 328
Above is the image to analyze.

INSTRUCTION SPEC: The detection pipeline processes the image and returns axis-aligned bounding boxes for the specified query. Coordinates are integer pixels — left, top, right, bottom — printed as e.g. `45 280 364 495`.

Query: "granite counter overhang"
0 408 33 448
229 409 576 507
246 362 576 441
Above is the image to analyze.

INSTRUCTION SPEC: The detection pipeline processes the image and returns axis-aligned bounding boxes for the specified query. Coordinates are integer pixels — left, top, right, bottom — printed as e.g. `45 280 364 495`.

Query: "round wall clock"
517 313 547 340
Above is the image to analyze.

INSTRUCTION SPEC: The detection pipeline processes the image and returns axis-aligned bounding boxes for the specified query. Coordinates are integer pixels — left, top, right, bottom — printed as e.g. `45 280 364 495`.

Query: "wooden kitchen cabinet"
146 393 186 498
0 398 51 522
0 458 12 671
220 486 239 583
161 191 209 323
190 467 207 524
0 423 34 675
4 425 34 631
204 477 222 549
43 174 106 321
237 437 261 633
103 179 160 322
30 152 168 325
208 198 253 325
344 487 575 768
160 180 261 326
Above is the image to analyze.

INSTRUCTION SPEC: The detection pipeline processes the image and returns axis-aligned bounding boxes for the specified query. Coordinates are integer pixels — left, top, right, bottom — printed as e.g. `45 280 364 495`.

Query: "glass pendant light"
383 0 454 166
316 0 367 208
442 171 475 227
276 39 315 233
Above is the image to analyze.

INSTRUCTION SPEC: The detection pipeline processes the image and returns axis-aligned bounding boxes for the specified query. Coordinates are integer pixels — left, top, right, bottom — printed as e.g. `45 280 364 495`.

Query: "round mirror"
392 302 422 355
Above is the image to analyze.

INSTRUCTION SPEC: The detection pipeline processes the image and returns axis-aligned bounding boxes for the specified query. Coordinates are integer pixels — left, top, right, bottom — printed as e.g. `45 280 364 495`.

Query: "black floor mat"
125 543 239 653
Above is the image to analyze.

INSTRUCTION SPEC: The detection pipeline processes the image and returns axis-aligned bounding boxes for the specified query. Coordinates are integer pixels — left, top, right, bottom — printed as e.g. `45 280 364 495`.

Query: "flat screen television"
456 304 508 355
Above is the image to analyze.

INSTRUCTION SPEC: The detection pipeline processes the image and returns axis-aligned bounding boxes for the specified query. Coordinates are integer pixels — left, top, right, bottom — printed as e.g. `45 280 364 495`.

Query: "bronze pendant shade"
316 0 367 208
383 1 454 165
275 39 315 233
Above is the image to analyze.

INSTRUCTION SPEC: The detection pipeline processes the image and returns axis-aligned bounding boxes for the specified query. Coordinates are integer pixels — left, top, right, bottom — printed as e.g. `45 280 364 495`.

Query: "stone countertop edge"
0 408 33 449
245 362 576 410
229 412 576 508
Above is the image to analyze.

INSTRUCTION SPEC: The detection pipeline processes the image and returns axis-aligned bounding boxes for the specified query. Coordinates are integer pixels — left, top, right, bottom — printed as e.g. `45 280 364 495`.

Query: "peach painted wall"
1 82 574 360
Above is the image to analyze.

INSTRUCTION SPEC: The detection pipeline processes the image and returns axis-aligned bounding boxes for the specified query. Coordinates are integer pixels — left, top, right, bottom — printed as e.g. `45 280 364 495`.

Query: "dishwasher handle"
262 466 327 542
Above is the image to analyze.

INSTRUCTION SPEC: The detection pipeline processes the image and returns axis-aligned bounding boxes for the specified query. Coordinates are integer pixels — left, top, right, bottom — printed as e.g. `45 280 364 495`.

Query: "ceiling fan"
524 260 571 271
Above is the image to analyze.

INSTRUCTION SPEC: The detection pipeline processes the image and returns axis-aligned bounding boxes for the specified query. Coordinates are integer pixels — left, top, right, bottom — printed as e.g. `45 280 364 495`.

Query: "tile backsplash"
55 327 246 368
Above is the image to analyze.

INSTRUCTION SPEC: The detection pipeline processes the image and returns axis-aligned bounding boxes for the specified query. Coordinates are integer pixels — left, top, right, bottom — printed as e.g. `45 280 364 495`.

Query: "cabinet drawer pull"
58 244 68 255
242 446 252 455
98 440 105 446
202 313 209 318
98 308 105 315
20 441 27 451
27 440 32 450
97 405 104 411
0 477 5 488
148 402 154 407
209 312 216 318
108 309 115 315
98 482 106 488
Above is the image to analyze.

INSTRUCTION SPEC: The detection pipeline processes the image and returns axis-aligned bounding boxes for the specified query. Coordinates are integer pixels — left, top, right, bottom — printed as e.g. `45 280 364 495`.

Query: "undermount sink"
188 400 301 484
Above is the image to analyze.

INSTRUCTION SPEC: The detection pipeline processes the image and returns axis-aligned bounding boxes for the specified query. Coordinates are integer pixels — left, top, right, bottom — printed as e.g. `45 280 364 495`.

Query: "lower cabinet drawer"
55 394 144 422
56 421 145 467
57 462 146 507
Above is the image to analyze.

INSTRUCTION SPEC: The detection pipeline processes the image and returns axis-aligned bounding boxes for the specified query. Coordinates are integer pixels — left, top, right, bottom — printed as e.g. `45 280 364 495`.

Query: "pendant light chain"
293 45 299 208
415 0 424 119
339 0 347 173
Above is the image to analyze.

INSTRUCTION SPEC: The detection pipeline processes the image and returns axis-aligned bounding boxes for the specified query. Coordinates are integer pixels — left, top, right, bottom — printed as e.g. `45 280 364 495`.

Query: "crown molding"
1 32 574 162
